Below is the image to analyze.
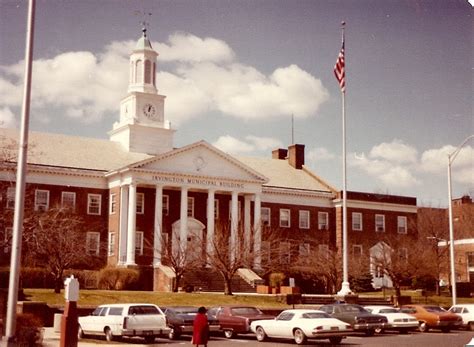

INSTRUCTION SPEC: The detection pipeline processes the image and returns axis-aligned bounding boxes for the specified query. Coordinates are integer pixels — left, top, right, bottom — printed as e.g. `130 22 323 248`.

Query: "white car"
364 305 419 333
250 309 352 345
448 304 474 331
78 303 170 342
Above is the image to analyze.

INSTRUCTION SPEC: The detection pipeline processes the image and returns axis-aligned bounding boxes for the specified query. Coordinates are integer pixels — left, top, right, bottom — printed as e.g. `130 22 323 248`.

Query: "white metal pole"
447 156 456 306
5 0 36 342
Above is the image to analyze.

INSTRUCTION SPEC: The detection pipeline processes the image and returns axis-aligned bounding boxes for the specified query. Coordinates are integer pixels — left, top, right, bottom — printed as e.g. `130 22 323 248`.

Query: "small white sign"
64 275 79 301
289 278 295 287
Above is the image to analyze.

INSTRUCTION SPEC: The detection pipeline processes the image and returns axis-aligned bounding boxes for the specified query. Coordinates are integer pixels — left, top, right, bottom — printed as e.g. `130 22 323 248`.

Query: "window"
468 252 474 267
86 232 100 255
188 197 194 217
61 191 76 210
6 187 15 209
397 216 407 234
261 241 271 264
375 265 383 278
318 212 328 230
144 60 151 83
375 214 385 232
109 193 117 214
299 210 310 229
279 209 290 228
136 231 144 256
135 59 143 83
280 242 290 264
163 195 169 216
399 248 408 262
87 194 102 215
108 232 115 256
214 199 219 219
352 212 362 231
299 243 310 258
136 193 144 214
2 227 12 253
261 207 271 226
318 244 329 258
34 189 49 211
352 245 363 257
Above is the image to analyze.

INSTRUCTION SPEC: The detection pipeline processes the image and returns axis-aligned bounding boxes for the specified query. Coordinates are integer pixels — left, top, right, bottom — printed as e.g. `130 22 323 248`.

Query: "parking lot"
43 328 474 347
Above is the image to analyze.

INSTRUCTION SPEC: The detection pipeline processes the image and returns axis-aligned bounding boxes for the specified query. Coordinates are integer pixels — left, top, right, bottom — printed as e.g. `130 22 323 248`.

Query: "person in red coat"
192 306 209 347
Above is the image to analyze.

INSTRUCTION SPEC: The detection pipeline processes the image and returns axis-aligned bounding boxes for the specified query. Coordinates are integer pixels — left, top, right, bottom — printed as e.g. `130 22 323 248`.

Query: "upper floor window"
107 232 115 256
299 210 310 229
352 212 362 231
86 232 100 255
188 197 194 217
136 231 144 256
397 216 407 234
136 193 144 214
279 209 290 228
318 212 329 230
87 194 102 215
34 189 49 211
61 191 76 210
163 195 169 216
261 207 271 226
6 187 15 209
375 214 385 232
109 193 117 214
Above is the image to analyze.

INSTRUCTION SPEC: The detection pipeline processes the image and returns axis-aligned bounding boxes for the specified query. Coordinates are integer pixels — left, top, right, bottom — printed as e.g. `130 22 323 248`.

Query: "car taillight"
123 317 128 329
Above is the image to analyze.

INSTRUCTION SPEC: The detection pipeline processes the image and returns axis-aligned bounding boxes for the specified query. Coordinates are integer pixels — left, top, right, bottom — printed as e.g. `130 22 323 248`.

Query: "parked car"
78 303 170 343
364 305 418 333
400 304 463 332
250 309 352 345
211 305 276 338
448 304 474 331
319 303 388 336
163 306 220 339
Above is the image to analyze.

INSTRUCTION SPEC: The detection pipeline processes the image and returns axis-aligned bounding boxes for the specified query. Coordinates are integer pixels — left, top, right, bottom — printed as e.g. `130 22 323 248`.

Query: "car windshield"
231 307 262 315
301 312 330 319
342 305 366 313
174 308 198 314
379 308 398 313
425 306 446 313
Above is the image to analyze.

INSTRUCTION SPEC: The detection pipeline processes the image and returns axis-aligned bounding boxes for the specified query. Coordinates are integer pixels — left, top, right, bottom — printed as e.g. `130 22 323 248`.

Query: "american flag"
334 42 345 93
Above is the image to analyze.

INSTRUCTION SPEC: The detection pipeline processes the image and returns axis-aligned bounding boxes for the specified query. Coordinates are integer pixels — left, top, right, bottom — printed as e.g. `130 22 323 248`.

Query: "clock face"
143 103 157 119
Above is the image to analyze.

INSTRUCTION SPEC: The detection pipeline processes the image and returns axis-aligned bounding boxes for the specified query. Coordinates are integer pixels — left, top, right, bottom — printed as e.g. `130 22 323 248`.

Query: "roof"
135 28 153 50
236 156 335 193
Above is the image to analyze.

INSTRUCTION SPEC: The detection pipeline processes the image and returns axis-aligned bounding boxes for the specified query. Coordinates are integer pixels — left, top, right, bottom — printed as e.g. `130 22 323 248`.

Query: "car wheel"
365 329 375 336
224 329 235 339
419 321 429 332
168 327 181 340
255 326 267 342
441 327 451 333
469 322 474 331
293 328 307 345
329 336 343 344
78 325 85 339
104 327 114 342
144 336 155 343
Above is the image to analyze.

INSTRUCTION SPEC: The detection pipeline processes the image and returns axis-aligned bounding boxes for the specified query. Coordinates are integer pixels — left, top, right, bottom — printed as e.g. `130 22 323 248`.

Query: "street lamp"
447 134 474 306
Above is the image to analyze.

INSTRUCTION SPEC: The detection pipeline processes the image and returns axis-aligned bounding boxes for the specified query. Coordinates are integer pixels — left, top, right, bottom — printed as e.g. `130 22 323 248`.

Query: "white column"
118 185 129 265
180 187 188 254
244 195 251 256
154 185 163 267
206 189 215 263
253 193 262 269
230 191 239 264
125 181 137 266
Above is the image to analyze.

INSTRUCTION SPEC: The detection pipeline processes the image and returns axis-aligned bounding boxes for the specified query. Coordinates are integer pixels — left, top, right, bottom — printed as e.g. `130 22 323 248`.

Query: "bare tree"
22 206 104 293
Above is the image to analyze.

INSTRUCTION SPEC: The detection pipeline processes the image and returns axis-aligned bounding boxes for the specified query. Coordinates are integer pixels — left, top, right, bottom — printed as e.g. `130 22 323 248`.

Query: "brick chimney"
288 144 305 169
272 148 288 160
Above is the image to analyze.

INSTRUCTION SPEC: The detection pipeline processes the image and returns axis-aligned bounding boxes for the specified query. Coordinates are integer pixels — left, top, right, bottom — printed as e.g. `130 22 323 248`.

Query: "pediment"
127 140 268 183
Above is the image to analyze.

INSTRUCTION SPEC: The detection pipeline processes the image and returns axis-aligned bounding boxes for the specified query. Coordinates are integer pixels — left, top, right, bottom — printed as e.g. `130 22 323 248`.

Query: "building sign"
152 175 245 189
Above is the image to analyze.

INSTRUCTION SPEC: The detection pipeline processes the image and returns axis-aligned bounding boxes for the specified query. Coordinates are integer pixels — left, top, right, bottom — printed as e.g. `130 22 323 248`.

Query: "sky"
0 0 472 207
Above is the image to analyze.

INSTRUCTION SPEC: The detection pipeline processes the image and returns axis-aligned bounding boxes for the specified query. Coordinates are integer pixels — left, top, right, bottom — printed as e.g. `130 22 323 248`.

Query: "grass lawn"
23 288 292 308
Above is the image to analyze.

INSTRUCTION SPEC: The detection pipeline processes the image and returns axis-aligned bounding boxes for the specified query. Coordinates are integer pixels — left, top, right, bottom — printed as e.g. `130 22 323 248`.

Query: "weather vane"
134 10 152 36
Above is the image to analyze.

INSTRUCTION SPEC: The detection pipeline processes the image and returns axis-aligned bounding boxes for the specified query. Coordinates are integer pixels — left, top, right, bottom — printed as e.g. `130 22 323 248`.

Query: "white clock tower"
109 28 175 155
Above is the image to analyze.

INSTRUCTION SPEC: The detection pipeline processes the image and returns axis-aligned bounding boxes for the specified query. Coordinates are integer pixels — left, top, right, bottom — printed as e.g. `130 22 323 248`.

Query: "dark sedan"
319 303 388 336
163 306 220 340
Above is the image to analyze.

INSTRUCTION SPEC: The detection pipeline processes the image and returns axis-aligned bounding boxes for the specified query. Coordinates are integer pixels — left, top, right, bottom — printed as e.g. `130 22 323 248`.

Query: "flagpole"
336 21 352 296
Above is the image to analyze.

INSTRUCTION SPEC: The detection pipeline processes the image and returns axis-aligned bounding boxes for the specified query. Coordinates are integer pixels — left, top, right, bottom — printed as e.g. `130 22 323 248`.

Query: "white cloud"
0 32 329 127
0 107 17 128
369 139 417 164
307 147 335 162
212 134 283 155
